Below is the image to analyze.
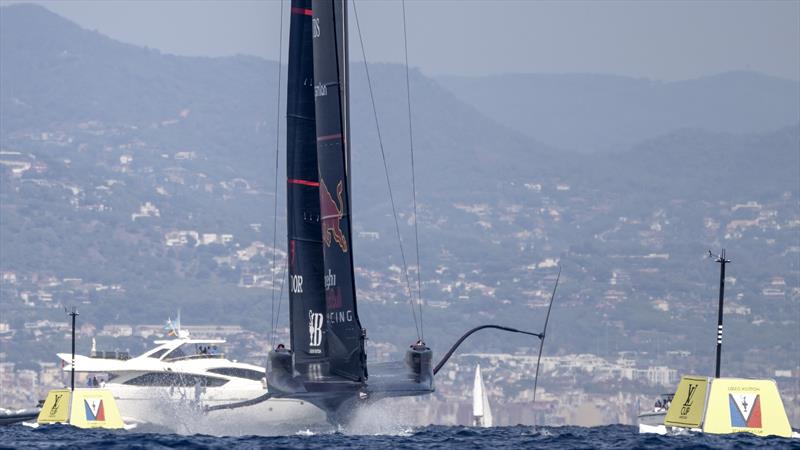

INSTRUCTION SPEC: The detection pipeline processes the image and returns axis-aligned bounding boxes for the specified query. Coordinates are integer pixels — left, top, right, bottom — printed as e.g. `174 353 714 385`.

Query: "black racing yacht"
215 0 557 425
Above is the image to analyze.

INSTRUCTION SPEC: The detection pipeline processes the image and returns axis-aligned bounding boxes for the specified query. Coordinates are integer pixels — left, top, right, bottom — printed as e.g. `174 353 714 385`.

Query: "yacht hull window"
123 372 228 387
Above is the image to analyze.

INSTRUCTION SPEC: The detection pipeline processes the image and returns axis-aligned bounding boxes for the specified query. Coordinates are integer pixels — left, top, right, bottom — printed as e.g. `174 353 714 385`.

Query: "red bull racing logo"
320 178 348 252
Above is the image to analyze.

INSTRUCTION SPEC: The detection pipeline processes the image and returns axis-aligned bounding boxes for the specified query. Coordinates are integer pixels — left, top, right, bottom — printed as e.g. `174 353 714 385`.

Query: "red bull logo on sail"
320 178 348 252
326 287 343 309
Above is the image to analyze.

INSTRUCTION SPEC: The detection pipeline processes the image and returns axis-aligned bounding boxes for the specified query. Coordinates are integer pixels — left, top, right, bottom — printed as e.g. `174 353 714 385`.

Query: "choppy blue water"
2 424 798 450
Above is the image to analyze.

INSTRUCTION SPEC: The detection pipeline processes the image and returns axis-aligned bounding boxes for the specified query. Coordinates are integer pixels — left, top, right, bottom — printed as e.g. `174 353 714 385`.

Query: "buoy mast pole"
68 307 78 391
713 249 730 379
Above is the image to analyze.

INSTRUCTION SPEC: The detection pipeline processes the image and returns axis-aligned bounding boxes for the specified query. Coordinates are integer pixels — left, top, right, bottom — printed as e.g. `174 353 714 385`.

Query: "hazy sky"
3 0 799 81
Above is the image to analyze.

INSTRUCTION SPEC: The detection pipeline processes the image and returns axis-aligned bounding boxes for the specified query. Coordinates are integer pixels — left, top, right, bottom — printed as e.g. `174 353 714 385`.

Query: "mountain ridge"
439 70 800 154
0 3 560 191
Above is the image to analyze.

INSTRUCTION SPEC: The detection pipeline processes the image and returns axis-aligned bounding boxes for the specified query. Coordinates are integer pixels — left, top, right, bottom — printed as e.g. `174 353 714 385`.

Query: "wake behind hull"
0 409 40 426
106 386 327 435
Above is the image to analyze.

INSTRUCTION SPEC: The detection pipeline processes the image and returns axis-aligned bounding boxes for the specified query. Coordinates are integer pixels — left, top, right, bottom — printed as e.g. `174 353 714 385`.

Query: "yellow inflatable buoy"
37 388 125 429
665 376 792 438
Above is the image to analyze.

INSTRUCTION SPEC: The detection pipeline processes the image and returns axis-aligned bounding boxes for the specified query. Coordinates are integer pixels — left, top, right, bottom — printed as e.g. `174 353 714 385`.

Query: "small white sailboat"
472 364 493 427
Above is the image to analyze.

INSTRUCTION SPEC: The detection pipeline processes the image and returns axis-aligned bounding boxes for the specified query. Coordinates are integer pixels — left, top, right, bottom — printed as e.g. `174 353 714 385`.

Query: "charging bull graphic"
320 178 348 252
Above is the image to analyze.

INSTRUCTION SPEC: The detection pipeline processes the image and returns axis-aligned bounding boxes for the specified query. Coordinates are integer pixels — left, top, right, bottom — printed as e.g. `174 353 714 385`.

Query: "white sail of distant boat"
472 364 493 427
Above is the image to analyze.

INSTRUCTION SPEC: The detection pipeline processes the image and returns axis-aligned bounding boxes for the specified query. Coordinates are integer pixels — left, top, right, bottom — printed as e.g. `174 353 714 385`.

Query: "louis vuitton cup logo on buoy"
681 383 699 416
320 178 348 252
48 393 63 417
308 310 323 352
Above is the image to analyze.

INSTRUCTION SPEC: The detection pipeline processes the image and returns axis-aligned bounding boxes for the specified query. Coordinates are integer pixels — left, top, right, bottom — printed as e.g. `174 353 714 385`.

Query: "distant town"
1 117 798 425
1 318 797 426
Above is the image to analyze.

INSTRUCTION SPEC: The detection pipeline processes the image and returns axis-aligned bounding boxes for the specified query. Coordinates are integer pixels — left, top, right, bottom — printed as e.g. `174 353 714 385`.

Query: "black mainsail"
269 0 431 412
311 0 366 382
286 0 327 365
263 0 551 425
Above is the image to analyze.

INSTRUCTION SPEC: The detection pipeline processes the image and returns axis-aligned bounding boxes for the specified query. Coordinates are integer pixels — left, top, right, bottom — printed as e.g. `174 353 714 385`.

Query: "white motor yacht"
636 393 673 431
57 330 327 435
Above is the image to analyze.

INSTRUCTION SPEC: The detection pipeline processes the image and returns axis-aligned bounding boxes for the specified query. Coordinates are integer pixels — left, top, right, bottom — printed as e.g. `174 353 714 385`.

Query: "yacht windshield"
148 348 168 359
163 343 223 361
163 346 187 361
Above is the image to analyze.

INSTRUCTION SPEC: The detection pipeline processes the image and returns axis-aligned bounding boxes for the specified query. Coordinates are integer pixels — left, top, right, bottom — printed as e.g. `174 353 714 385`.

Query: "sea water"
3 424 799 449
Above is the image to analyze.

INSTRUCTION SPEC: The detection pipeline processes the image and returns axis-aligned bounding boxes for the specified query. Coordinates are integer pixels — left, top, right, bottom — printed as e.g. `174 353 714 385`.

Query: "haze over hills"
0 3 560 331
0 4 798 422
440 72 800 153
0 4 553 186
0 4 280 179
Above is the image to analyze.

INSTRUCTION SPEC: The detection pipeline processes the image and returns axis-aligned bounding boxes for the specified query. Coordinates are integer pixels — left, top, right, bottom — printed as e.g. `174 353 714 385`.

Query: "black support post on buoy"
710 249 731 379
68 307 78 391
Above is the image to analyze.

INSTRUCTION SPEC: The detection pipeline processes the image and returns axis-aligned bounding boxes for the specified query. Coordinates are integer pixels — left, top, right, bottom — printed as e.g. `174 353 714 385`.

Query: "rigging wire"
273 258 289 346
400 0 424 341
269 0 285 350
352 0 420 340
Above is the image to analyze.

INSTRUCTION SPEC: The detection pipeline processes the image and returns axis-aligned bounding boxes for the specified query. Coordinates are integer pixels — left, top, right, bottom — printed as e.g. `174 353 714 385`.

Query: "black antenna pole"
533 266 560 406
68 307 79 391
711 249 730 378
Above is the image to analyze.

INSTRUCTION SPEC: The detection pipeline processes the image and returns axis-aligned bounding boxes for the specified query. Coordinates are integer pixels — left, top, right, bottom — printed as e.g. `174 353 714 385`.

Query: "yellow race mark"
37 389 71 424
665 375 709 428
703 378 792 438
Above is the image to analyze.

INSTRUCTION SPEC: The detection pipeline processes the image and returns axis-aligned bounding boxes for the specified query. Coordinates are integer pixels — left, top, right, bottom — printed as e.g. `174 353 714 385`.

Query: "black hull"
0 409 39 425
266 346 434 424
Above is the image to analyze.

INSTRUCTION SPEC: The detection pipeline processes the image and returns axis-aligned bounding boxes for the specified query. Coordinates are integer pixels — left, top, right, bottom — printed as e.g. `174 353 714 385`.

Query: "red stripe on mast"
291 7 313 16
316 133 342 142
288 178 320 187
